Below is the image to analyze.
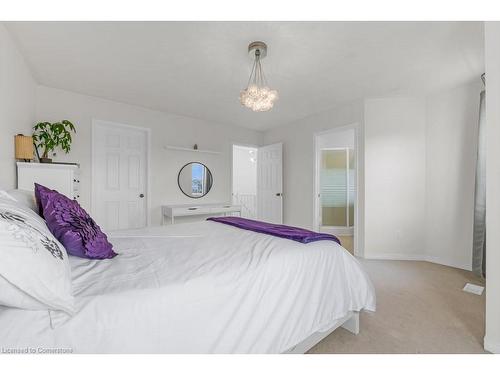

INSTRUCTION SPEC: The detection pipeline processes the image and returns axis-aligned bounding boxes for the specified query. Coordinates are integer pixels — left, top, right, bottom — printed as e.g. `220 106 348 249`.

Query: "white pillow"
0 197 75 314
7 189 38 212
0 275 50 310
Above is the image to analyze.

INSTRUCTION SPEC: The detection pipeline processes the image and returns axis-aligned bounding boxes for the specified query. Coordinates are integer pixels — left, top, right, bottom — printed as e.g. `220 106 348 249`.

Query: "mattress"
0 221 376 353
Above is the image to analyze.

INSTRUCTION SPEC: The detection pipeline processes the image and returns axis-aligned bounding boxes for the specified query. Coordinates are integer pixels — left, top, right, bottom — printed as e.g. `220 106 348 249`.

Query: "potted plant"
32 120 76 163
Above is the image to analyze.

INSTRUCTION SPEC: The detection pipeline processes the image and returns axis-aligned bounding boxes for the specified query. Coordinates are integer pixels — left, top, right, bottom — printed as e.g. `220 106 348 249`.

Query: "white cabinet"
161 203 241 224
17 162 81 201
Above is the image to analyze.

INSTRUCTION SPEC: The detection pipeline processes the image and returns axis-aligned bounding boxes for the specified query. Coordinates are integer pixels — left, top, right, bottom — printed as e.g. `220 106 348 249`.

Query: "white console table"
161 203 241 225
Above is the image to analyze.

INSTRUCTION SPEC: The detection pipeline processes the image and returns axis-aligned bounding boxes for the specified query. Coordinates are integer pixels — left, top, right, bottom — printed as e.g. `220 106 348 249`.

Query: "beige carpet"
308 260 486 353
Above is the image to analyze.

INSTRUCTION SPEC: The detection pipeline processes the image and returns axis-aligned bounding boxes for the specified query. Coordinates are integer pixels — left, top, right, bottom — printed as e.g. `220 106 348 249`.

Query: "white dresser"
17 162 81 201
161 203 241 225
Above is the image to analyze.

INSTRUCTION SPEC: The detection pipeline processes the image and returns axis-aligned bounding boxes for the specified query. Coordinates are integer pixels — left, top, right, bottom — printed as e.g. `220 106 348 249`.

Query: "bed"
0 220 375 354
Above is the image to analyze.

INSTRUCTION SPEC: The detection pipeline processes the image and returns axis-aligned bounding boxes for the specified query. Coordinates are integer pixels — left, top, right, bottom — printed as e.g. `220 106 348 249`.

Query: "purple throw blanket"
207 216 341 245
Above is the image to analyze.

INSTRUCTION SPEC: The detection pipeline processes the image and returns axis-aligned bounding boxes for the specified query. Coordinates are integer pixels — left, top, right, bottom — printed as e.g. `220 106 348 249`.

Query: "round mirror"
177 162 213 198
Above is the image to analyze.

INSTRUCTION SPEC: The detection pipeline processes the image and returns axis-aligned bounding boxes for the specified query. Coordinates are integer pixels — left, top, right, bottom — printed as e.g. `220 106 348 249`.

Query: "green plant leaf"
33 120 76 156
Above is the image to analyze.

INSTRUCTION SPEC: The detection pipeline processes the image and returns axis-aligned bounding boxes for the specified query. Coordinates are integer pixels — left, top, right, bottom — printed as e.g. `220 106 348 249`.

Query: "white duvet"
0 221 375 353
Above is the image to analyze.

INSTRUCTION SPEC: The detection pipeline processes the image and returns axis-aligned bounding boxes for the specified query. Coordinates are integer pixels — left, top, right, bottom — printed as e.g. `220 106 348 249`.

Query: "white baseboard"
424 255 472 271
364 253 427 261
364 252 472 271
484 335 500 353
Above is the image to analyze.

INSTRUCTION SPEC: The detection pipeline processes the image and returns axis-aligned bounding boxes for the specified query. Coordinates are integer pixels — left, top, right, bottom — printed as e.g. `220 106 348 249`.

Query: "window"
191 163 205 196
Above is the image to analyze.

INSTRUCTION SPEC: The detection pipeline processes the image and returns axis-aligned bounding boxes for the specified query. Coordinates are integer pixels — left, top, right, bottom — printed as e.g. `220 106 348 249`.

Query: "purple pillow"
35 183 117 259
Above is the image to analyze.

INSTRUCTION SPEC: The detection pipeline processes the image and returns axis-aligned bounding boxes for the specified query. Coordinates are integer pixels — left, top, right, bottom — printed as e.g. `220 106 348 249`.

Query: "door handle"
276 193 282 197
139 194 145 198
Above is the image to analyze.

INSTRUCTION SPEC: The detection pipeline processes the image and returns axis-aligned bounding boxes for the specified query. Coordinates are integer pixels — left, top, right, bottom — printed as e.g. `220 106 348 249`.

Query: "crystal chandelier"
240 41 278 112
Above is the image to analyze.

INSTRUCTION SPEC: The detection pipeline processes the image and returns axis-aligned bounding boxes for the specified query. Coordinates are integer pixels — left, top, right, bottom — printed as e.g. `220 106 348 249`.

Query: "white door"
92 121 148 231
257 143 283 224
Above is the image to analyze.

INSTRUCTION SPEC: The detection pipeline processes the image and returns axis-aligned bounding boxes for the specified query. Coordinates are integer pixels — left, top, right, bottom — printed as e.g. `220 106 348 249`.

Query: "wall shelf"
164 145 221 155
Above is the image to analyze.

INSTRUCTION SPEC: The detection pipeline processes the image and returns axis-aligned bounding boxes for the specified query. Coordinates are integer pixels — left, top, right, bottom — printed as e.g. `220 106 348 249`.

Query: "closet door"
92 121 148 231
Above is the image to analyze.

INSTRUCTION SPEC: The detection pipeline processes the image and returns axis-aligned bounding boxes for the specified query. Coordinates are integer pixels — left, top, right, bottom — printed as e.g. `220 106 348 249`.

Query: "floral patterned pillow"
35 183 117 259
0 197 74 313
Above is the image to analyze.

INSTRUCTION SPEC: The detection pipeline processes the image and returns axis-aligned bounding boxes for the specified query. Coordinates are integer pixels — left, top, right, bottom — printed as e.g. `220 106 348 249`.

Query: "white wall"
35 86 263 225
363 88 480 267
264 84 479 269
263 100 365 242
425 81 482 270
0 24 36 189
364 97 427 259
317 128 355 149
232 146 257 196
484 21 500 354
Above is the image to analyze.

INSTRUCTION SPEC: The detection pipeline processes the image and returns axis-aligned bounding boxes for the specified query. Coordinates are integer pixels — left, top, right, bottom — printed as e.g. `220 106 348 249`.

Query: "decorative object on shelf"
14 134 34 162
194 144 198 150
177 162 213 198
240 41 278 112
32 120 76 163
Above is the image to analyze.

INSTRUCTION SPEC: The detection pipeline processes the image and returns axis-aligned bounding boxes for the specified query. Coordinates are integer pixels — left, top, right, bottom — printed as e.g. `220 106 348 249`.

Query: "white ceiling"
5 22 484 131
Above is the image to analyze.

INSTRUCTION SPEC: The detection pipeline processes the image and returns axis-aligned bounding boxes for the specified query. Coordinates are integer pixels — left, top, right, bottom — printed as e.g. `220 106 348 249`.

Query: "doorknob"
139 194 145 198
276 193 282 197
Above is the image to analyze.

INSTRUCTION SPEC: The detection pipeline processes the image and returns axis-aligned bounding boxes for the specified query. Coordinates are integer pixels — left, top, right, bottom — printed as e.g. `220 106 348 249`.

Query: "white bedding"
0 221 375 353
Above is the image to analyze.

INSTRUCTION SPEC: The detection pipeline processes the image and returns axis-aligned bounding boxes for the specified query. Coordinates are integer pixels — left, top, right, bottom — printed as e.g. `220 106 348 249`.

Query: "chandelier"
240 41 278 112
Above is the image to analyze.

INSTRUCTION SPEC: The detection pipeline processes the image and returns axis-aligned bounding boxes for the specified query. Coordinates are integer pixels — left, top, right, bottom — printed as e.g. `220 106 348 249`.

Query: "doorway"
92 120 150 231
232 145 258 219
232 143 283 223
314 125 358 255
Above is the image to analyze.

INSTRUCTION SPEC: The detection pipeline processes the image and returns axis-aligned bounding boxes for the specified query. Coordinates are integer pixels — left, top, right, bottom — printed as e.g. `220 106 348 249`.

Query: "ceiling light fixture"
240 41 278 112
